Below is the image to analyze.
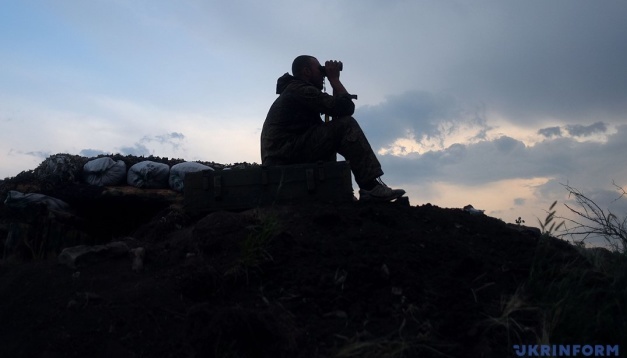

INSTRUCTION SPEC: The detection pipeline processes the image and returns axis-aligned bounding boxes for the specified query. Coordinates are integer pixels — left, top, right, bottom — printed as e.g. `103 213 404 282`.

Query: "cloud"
140 132 186 152
539 121 612 140
24 151 52 160
565 122 607 137
438 2 627 126
358 90 489 152
379 124 627 189
493 136 525 153
119 143 151 157
91 132 189 158
164 132 184 140
538 127 562 138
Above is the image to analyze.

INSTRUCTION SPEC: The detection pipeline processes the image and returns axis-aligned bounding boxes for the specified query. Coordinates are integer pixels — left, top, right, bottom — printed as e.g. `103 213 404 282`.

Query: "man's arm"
324 60 348 96
322 60 354 117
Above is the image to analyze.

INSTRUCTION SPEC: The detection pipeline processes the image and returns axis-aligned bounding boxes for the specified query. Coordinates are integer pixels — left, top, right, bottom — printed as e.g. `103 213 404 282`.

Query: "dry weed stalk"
561 182 627 251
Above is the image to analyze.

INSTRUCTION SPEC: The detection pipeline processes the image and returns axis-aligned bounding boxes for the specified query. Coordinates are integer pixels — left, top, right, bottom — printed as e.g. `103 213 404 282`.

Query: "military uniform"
261 73 384 188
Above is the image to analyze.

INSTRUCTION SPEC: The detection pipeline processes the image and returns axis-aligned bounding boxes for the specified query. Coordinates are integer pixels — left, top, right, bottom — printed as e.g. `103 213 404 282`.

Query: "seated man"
260 55 405 202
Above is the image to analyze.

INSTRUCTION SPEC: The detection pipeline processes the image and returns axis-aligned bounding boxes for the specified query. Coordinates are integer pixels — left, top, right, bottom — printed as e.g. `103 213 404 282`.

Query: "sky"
2 0 626 245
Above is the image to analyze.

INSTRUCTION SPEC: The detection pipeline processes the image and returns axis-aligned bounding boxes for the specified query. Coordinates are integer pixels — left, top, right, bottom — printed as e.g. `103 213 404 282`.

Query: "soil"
0 156 611 358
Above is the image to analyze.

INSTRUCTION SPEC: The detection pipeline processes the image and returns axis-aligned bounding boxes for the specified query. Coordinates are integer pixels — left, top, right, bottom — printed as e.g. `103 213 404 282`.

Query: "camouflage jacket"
260 73 355 165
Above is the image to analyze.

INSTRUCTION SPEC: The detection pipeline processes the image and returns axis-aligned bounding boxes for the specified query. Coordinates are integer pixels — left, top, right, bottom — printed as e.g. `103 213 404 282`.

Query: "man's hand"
325 60 348 96
324 60 342 80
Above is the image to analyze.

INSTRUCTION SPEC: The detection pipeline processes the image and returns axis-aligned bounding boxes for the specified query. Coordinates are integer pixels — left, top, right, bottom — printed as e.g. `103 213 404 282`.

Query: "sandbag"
83 157 127 186
169 162 213 192
4 190 71 213
127 161 170 189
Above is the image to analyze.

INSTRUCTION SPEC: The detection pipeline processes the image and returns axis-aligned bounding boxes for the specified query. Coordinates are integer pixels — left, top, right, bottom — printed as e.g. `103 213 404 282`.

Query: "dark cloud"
514 198 526 206
119 143 150 156
379 135 530 186
538 127 562 138
380 125 627 189
438 2 627 125
493 136 525 154
358 90 489 150
528 122 610 154
346 2 627 126
565 122 607 137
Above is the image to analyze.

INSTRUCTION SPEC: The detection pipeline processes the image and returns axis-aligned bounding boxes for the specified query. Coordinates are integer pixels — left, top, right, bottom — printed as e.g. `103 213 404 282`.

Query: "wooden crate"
184 161 353 214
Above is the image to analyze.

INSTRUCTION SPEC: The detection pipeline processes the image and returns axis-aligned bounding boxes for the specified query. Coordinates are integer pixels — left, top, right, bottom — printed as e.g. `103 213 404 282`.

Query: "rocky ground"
0 155 624 358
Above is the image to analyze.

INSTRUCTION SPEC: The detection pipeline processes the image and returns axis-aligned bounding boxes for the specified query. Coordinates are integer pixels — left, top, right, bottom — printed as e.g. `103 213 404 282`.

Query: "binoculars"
319 62 343 77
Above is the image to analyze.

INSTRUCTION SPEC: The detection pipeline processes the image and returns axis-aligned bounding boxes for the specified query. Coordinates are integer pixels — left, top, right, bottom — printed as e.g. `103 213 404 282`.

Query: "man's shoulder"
285 80 322 97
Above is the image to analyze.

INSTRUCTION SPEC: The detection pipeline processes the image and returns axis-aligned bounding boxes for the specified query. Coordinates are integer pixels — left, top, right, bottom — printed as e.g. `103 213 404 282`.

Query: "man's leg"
326 116 405 201
291 116 383 187
291 116 405 201
332 116 384 188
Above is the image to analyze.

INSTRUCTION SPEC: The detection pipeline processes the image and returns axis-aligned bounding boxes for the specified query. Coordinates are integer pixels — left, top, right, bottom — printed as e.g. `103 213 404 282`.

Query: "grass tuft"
226 212 279 282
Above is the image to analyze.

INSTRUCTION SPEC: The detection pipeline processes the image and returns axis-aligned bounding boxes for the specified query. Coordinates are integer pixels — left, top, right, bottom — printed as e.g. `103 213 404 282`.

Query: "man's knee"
333 115 357 126
333 116 363 142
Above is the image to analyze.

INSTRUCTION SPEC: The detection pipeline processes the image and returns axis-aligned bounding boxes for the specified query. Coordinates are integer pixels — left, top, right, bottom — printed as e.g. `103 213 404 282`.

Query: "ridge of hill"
0 155 625 357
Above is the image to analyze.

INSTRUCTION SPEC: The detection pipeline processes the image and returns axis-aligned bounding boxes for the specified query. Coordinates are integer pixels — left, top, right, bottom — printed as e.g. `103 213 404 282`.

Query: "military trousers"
289 116 384 188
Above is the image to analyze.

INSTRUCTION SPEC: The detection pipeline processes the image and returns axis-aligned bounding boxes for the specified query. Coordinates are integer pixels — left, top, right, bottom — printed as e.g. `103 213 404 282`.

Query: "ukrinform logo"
513 345 619 357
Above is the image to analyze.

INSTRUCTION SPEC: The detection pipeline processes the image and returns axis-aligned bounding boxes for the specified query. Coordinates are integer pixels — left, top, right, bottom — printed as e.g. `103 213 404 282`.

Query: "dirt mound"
0 155 624 357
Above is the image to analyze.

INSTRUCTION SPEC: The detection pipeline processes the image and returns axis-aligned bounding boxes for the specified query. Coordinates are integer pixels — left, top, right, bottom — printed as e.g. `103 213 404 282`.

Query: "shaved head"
292 55 316 78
